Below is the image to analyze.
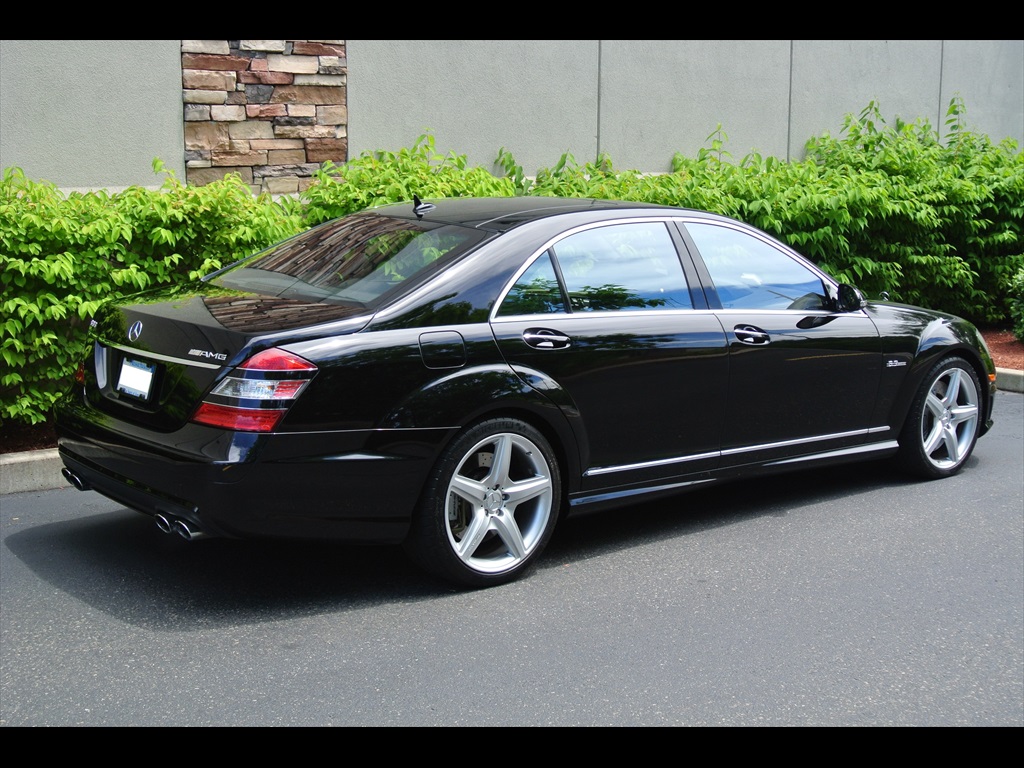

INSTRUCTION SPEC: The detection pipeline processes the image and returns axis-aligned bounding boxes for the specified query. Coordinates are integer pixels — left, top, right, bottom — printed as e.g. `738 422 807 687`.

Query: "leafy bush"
300 132 516 225
801 98 1024 323
1009 267 1024 342
1 162 302 425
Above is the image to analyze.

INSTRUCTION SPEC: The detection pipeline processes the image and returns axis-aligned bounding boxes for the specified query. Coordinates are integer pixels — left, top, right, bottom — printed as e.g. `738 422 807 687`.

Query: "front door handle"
734 325 771 345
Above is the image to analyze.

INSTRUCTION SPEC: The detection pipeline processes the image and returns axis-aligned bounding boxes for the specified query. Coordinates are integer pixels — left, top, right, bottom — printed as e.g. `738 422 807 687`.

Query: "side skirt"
567 439 900 516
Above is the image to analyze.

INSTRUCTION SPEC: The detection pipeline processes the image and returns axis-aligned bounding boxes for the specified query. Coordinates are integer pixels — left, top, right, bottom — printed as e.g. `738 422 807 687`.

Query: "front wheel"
896 356 982 479
404 418 562 588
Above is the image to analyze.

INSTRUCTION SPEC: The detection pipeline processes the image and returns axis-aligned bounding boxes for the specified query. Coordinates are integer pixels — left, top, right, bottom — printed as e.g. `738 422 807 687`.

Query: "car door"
490 219 729 492
679 220 883 465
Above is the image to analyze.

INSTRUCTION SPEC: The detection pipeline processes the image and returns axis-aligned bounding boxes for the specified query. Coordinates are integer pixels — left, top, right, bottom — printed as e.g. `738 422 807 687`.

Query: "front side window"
686 222 828 311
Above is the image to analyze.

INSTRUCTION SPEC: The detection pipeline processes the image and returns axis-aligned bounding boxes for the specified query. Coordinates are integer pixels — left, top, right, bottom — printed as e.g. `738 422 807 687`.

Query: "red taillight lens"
190 347 317 433
239 348 317 372
191 403 288 432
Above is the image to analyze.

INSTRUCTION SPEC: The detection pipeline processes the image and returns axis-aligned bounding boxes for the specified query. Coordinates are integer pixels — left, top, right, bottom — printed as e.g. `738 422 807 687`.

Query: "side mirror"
836 283 866 312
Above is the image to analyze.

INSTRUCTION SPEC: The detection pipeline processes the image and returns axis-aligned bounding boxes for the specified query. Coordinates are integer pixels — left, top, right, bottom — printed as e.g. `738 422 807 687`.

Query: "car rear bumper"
55 407 453 544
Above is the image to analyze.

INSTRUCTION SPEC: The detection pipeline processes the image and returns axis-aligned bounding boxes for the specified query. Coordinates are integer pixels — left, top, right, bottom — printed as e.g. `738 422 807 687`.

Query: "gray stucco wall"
2 39 1021 193
348 40 1024 176
0 40 185 191
597 40 793 169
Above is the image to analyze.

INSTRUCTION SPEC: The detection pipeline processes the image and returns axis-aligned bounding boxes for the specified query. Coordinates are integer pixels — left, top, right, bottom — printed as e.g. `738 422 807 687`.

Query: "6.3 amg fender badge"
127 321 143 342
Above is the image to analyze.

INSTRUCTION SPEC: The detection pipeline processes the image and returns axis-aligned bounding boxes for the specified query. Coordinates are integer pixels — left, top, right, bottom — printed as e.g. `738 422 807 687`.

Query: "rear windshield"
209 212 486 305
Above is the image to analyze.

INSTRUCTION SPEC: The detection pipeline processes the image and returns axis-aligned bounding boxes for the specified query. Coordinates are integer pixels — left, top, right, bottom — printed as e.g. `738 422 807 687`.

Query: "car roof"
368 196 690 233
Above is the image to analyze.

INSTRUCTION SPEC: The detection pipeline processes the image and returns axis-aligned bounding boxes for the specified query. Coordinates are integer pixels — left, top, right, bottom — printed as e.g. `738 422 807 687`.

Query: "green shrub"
802 98 1024 322
1009 267 1024 342
0 162 302 425
300 132 516 224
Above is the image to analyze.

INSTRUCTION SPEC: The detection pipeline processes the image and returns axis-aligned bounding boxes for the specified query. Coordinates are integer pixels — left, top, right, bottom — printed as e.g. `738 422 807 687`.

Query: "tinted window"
497 251 567 316
551 222 692 312
210 213 486 305
686 223 828 311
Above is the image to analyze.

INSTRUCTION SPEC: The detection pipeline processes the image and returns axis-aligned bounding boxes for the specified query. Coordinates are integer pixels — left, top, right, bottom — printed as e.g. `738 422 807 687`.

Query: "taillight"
191 348 317 432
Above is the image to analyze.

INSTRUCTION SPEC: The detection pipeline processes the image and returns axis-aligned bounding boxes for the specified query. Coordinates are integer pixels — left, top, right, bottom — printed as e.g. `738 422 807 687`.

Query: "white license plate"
117 358 155 400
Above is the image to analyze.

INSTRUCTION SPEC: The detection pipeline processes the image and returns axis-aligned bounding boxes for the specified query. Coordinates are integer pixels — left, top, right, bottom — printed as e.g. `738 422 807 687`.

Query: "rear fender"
379 363 583 485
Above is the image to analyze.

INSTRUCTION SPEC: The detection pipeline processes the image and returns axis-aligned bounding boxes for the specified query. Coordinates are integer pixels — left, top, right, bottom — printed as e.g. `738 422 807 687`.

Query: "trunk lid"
84 283 372 431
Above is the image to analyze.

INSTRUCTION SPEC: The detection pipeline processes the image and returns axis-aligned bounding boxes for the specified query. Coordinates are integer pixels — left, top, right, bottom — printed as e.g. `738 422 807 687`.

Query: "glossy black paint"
54 197 997 547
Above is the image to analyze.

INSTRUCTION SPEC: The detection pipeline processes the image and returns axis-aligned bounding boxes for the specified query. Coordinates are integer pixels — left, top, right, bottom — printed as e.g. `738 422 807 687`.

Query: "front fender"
891 314 996 437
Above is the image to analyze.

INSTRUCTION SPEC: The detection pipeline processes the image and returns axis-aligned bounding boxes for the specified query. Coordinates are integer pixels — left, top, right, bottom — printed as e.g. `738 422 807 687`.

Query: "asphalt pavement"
2 391 1021 726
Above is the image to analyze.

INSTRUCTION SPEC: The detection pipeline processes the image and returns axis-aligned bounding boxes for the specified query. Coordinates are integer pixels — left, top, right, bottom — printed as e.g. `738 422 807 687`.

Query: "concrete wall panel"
347 40 599 176
598 40 791 171
940 39 1024 144
789 40 943 159
0 40 184 191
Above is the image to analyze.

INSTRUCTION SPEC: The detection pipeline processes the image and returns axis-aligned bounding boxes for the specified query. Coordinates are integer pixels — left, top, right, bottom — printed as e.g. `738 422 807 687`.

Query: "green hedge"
1 160 304 425
2 102 1022 426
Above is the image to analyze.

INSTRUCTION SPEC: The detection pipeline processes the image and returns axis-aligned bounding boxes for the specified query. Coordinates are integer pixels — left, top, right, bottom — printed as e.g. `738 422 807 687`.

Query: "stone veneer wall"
181 40 347 196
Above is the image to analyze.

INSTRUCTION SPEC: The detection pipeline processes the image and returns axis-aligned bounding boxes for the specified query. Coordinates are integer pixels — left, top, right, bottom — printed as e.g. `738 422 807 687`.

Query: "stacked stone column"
182 40 347 195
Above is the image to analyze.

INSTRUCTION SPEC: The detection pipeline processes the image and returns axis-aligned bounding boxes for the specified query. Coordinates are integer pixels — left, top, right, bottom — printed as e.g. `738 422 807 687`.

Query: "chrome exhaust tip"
61 467 91 491
172 518 205 541
154 513 173 534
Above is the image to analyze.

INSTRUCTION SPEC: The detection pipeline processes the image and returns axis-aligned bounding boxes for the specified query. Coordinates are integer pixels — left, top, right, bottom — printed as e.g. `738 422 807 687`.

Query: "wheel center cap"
483 489 504 513
941 409 953 426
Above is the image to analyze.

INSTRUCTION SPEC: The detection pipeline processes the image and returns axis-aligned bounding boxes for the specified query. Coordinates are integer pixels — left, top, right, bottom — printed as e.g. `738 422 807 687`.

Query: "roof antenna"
413 195 435 219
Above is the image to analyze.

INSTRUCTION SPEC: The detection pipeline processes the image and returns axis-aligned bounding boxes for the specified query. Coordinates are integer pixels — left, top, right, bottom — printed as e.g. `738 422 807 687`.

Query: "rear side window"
546 222 693 313
686 222 828 311
497 252 567 316
496 221 693 317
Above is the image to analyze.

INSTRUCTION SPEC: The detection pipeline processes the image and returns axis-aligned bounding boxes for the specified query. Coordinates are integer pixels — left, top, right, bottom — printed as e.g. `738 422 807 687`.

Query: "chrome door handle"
734 325 771 345
523 329 572 350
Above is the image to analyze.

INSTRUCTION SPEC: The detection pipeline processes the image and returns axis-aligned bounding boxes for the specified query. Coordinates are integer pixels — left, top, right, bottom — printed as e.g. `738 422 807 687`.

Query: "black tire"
404 418 561 588
896 356 982 479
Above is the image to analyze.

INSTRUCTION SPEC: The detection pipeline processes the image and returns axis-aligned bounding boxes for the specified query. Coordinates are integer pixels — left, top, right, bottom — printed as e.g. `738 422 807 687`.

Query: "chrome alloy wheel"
918 363 980 471
444 431 555 575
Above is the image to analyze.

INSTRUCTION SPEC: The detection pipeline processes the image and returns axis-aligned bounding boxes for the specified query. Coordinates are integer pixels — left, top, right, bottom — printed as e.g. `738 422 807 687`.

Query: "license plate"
117 358 156 400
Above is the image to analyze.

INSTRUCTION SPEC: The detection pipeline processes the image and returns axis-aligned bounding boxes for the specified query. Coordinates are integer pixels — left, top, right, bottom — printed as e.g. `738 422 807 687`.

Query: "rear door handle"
734 325 771 345
523 328 572 350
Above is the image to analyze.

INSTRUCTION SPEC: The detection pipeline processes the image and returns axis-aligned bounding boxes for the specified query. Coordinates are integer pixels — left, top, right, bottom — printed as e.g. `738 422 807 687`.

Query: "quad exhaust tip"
59 471 205 541
154 513 205 541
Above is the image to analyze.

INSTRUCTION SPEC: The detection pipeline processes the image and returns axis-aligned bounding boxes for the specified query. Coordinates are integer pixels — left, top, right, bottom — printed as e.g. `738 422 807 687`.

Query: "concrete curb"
996 367 1024 395
1 448 63 496
3 371 1022 497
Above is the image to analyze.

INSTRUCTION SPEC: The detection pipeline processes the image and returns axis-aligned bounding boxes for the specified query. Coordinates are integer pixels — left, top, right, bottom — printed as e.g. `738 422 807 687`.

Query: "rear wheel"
405 418 561 588
896 356 982 479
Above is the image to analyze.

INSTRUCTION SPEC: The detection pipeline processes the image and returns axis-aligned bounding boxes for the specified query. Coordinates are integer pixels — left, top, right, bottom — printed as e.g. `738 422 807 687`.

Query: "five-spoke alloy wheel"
405 418 561 587
897 356 982 479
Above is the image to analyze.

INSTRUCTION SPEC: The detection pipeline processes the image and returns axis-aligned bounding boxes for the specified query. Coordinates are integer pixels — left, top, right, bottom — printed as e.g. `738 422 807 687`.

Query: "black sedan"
54 196 997 587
